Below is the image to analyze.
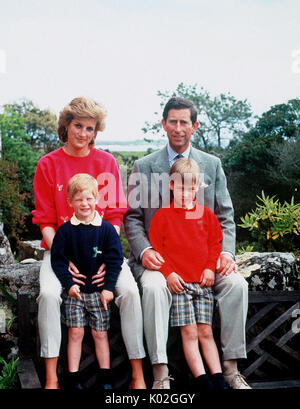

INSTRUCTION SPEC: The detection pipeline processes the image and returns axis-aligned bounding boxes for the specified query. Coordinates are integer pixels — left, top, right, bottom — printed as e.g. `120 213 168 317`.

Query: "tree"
223 99 300 229
0 99 59 247
3 99 59 153
142 83 253 150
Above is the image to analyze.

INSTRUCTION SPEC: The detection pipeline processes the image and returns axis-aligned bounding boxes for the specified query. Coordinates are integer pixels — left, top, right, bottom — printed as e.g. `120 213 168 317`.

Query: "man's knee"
216 273 248 297
141 271 167 296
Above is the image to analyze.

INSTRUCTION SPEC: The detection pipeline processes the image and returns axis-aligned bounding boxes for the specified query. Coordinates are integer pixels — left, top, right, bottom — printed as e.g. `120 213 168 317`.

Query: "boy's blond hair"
67 173 98 202
169 158 200 186
58 96 107 147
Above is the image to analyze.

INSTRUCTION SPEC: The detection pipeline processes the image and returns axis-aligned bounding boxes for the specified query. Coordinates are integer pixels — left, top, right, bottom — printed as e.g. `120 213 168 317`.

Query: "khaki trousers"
37 252 146 360
139 269 248 364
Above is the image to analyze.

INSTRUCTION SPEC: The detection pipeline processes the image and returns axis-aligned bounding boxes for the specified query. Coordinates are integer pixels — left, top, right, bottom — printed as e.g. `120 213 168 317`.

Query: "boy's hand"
200 269 215 288
167 272 185 294
101 290 114 311
68 284 82 301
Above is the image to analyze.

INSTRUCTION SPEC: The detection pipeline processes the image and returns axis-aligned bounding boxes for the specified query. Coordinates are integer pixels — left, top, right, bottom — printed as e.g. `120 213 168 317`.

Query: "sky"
0 0 300 143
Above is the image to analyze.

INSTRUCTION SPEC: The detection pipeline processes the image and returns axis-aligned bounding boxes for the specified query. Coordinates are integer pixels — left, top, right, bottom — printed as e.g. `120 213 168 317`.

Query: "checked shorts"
170 282 214 327
64 291 110 331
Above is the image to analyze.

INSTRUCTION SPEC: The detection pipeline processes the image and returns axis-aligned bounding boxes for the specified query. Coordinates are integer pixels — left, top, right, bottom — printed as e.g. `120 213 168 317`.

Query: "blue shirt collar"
167 143 191 166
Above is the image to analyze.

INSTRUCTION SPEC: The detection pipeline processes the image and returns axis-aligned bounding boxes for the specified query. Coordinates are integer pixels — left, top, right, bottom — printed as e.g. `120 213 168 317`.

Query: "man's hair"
67 173 98 201
169 158 200 185
58 96 107 147
163 97 198 124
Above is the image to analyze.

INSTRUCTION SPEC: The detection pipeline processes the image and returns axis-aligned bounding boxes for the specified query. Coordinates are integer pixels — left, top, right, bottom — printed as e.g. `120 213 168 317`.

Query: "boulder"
236 252 300 291
0 225 14 265
0 261 41 300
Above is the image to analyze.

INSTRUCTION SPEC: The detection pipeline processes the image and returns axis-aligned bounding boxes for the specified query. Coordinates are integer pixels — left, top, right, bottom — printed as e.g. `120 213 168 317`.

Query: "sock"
210 372 228 390
194 374 214 391
67 371 84 389
98 368 113 388
152 364 168 380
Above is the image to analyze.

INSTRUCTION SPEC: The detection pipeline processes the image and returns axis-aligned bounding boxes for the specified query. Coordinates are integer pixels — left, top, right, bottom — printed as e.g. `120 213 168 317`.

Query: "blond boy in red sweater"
149 158 227 390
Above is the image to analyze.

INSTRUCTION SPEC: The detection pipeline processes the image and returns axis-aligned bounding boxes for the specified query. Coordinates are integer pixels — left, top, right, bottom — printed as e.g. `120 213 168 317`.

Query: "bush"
239 191 300 252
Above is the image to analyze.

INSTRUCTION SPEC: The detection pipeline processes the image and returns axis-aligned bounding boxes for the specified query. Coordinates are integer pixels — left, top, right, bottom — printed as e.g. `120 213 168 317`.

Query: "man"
124 97 250 389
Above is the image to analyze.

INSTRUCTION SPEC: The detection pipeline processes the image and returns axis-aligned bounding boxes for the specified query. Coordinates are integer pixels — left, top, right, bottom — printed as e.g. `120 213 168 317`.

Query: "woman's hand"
91 263 106 287
68 261 86 286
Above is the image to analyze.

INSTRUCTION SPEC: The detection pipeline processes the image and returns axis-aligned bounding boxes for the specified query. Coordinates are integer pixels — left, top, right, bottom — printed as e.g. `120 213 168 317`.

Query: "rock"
236 252 300 291
0 261 41 300
18 240 45 262
0 225 14 265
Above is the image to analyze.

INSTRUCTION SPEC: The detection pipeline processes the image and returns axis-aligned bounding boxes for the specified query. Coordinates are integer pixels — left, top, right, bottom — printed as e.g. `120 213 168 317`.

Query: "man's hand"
216 253 238 276
141 249 165 270
167 272 185 294
69 261 86 286
92 263 106 287
200 269 215 288
101 290 114 311
68 284 82 301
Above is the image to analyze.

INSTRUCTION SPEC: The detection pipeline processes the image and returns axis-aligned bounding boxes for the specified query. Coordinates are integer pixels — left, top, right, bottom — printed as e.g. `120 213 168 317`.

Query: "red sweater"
149 201 223 282
32 147 128 249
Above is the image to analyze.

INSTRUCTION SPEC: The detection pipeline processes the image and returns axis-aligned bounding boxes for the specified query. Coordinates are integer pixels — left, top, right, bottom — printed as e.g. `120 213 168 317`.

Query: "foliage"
142 83 253 150
239 192 300 252
0 160 28 243
236 243 255 255
0 357 20 389
3 99 59 152
0 99 58 247
223 99 300 227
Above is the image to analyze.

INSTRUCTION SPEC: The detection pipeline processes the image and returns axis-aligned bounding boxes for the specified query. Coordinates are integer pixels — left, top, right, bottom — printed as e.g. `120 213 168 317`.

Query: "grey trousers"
37 252 146 360
139 269 248 364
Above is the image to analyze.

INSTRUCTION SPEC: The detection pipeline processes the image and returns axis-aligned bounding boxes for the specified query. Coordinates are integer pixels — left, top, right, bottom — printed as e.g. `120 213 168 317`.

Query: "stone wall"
237 252 300 291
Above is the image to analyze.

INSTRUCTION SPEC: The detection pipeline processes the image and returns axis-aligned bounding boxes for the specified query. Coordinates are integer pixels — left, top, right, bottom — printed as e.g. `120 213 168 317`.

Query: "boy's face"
170 180 198 209
69 189 97 222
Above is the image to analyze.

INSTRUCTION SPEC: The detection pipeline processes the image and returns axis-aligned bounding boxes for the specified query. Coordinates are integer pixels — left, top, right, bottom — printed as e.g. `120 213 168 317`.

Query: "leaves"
0 357 20 389
239 191 300 252
142 83 252 150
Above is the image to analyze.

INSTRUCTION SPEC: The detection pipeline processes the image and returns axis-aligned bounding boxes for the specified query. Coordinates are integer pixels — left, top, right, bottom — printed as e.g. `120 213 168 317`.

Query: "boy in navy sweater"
51 173 123 389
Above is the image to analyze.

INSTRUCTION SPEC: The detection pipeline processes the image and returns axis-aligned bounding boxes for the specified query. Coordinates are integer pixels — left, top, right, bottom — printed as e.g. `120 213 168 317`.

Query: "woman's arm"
41 226 56 250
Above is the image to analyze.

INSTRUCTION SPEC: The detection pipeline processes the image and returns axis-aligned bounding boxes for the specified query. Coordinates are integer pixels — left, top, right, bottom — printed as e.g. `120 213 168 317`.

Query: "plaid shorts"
170 282 214 327
64 292 110 331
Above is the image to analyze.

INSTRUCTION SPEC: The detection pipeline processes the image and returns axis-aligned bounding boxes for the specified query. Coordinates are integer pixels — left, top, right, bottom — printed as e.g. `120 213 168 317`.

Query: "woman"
32 97 146 389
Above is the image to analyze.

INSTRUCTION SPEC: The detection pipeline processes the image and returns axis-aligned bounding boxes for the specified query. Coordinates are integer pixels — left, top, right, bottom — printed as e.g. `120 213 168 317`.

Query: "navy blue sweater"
51 220 123 293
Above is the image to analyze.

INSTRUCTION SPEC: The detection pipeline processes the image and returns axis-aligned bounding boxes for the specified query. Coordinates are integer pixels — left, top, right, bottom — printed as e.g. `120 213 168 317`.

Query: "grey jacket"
124 145 236 280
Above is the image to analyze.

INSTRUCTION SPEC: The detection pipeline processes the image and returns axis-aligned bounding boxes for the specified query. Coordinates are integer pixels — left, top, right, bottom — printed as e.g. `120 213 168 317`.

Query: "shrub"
239 191 300 252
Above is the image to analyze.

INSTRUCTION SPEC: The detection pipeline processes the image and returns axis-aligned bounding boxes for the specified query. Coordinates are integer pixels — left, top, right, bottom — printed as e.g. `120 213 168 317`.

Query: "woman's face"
65 117 97 154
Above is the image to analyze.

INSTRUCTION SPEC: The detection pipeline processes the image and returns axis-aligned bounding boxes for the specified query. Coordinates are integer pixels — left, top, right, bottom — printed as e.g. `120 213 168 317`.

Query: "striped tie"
174 154 184 161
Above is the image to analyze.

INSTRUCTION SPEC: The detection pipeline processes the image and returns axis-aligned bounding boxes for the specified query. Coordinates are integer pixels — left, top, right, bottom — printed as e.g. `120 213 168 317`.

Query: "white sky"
0 0 300 142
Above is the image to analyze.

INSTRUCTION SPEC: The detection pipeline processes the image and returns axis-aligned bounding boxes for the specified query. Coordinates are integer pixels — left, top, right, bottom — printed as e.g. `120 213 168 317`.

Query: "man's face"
162 108 199 154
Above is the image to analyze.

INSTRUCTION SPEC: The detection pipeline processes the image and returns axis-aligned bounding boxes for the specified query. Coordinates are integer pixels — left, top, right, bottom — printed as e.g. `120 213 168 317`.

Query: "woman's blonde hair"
58 96 107 147
169 158 200 186
67 173 98 202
